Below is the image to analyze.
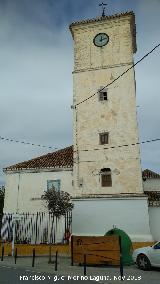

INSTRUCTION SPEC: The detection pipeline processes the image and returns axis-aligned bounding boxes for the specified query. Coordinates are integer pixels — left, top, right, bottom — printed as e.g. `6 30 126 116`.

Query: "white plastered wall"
4 169 73 213
143 179 160 191
148 207 160 241
72 197 153 242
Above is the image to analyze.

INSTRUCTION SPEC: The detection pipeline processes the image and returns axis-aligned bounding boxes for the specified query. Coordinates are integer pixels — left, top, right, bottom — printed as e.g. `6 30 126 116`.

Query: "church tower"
70 11 143 196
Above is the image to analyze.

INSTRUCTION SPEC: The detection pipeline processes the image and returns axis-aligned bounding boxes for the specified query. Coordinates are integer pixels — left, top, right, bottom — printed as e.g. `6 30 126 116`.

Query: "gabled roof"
142 169 160 179
4 146 73 171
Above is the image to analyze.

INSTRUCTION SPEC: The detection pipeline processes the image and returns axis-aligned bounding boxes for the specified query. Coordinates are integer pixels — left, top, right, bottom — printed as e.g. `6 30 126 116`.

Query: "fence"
0 186 4 230
71 235 121 266
0 211 72 245
71 235 124 279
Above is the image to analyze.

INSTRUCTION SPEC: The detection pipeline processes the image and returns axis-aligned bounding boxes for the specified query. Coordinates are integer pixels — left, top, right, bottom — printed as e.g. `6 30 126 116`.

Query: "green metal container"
105 228 133 265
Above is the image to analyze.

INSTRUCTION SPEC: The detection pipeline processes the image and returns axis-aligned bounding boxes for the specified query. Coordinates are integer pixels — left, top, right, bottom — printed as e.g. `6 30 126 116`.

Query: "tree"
41 187 74 218
41 187 74 262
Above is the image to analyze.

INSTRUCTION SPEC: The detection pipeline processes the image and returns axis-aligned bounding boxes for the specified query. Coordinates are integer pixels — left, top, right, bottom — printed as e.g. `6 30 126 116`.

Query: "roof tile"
4 146 73 171
142 169 160 179
69 11 135 28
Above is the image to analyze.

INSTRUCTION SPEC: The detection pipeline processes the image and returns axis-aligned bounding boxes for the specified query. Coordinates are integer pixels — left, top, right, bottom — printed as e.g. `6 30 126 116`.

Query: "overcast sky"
0 0 160 185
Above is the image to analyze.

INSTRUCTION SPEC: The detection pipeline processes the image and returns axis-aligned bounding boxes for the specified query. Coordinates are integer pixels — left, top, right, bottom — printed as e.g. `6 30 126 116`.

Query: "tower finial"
99 2 107 17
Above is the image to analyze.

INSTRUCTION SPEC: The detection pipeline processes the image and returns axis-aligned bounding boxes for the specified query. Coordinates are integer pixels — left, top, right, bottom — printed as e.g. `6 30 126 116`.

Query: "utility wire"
74 43 160 108
1 45 160 152
1 135 160 152
0 136 58 150
74 138 160 153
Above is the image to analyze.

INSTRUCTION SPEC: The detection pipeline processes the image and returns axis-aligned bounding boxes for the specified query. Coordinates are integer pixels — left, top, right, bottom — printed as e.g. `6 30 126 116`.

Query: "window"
47 180 61 191
154 242 160 249
101 168 112 187
99 132 109 145
98 86 108 101
99 91 108 101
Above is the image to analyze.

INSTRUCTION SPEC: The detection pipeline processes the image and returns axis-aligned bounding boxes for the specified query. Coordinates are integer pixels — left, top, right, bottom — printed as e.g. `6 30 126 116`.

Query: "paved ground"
0 255 159 284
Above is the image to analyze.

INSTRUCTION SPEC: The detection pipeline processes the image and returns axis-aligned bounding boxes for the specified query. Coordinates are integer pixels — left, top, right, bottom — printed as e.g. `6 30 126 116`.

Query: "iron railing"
0 211 72 244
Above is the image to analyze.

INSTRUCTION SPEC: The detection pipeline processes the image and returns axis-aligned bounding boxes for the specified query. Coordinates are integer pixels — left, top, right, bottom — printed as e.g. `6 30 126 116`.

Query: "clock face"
93 33 109 47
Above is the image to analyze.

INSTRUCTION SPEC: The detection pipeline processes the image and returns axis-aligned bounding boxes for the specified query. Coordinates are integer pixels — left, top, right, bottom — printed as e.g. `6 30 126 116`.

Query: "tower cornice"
69 11 137 53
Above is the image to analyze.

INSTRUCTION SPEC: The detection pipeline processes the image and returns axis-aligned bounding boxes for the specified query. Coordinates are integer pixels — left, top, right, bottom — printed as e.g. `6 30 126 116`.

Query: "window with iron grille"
47 180 61 191
99 132 109 145
101 168 112 187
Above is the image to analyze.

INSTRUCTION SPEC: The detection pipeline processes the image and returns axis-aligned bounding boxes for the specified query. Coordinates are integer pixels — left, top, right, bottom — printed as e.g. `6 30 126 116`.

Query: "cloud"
0 0 75 184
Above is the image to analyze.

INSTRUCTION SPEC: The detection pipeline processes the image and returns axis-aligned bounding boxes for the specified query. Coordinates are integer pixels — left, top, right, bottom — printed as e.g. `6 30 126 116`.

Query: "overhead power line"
0 135 160 152
74 138 160 153
1 45 160 153
0 136 58 150
74 43 160 108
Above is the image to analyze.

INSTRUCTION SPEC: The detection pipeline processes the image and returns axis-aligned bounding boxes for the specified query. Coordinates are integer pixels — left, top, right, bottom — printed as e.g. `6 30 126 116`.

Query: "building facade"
70 12 143 196
3 146 73 213
69 12 152 241
142 169 160 241
3 12 157 242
